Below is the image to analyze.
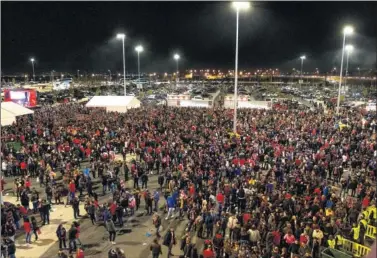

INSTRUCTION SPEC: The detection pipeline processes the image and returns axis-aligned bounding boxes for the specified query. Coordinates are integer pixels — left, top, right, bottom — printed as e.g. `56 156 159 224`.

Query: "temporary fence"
340 238 371 257
365 224 377 239
321 248 352 258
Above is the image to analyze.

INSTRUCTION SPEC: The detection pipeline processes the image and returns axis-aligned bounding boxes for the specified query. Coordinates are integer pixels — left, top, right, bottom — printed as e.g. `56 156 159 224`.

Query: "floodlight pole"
122 37 126 96
233 9 240 133
336 33 346 115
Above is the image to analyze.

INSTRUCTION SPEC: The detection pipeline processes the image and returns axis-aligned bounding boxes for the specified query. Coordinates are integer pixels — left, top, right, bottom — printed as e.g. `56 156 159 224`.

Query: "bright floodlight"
232 2 251 10
116 33 125 39
135 45 144 53
174 54 180 60
343 26 354 35
300 56 306 60
30 58 35 62
345 44 354 53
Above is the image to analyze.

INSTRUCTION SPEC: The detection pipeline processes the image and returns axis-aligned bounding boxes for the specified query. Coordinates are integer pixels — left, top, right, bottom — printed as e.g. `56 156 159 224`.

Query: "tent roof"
1 108 16 126
1 101 34 116
86 96 140 107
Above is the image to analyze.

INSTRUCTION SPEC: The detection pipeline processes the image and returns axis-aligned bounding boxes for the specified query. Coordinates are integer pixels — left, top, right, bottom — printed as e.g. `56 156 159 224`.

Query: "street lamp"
174 54 180 86
300 56 306 77
299 55 306 88
336 25 354 115
345 45 354 77
232 1 250 133
135 45 144 82
30 58 35 81
116 33 127 95
77 70 80 78
344 44 354 90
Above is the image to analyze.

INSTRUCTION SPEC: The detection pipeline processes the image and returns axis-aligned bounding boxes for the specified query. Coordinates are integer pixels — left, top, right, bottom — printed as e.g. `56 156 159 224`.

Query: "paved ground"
3 194 86 258
38 175 205 258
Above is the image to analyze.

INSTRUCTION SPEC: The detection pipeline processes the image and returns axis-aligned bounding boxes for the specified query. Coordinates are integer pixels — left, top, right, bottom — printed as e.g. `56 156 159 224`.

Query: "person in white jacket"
227 214 238 240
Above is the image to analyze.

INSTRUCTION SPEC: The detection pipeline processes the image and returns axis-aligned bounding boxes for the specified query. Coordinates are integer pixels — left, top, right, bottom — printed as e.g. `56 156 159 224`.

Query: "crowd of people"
1 100 376 258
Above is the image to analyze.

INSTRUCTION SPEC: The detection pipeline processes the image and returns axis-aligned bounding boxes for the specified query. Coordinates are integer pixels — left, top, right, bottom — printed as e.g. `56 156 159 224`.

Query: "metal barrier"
341 238 371 257
321 248 353 258
365 224 377 239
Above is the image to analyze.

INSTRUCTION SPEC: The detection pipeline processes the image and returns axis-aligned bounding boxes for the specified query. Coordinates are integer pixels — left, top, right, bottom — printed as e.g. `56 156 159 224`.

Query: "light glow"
343 26 354 35
345 44 354 53
300 56 306 60
232 2 251 10
174 54 180 60
116 33 125 39
135 45 144 53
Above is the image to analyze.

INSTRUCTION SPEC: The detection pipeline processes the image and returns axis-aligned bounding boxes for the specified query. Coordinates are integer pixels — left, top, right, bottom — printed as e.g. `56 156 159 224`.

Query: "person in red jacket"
69 180 76 203
202 246 215 258
20 161 27 176
216 192 224 205
24 217 32 244
110 202 117 221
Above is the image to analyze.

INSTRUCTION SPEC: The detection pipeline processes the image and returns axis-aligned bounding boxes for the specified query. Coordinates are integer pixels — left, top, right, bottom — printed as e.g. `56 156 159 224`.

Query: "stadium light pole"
174 54 180 87
336 25 354 115
232 1 250 133
30 58 35 81
135 45 144 82
344 44 354 91
300 55 306 90
300 56 306 77
116 33 126 95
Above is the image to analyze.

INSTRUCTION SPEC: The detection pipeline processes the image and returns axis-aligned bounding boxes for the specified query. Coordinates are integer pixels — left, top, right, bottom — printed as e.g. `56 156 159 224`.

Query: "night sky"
2 1 376 75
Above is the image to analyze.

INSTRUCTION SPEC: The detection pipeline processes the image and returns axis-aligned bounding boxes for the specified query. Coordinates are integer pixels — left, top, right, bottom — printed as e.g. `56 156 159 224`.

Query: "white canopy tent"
1 108 16 126
85 96 141 113
1 102 34 126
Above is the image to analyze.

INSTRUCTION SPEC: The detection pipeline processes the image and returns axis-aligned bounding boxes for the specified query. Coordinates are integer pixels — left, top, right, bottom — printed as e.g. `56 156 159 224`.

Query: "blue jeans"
15 220 20 229
43 213 50 224
26 232 32 243
9 254 16 258
32 201 38 212
69 239 77 253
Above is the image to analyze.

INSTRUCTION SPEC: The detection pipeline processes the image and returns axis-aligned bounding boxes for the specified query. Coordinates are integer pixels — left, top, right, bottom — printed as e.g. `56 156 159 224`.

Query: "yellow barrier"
341 238 371 257
366 224 377 239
